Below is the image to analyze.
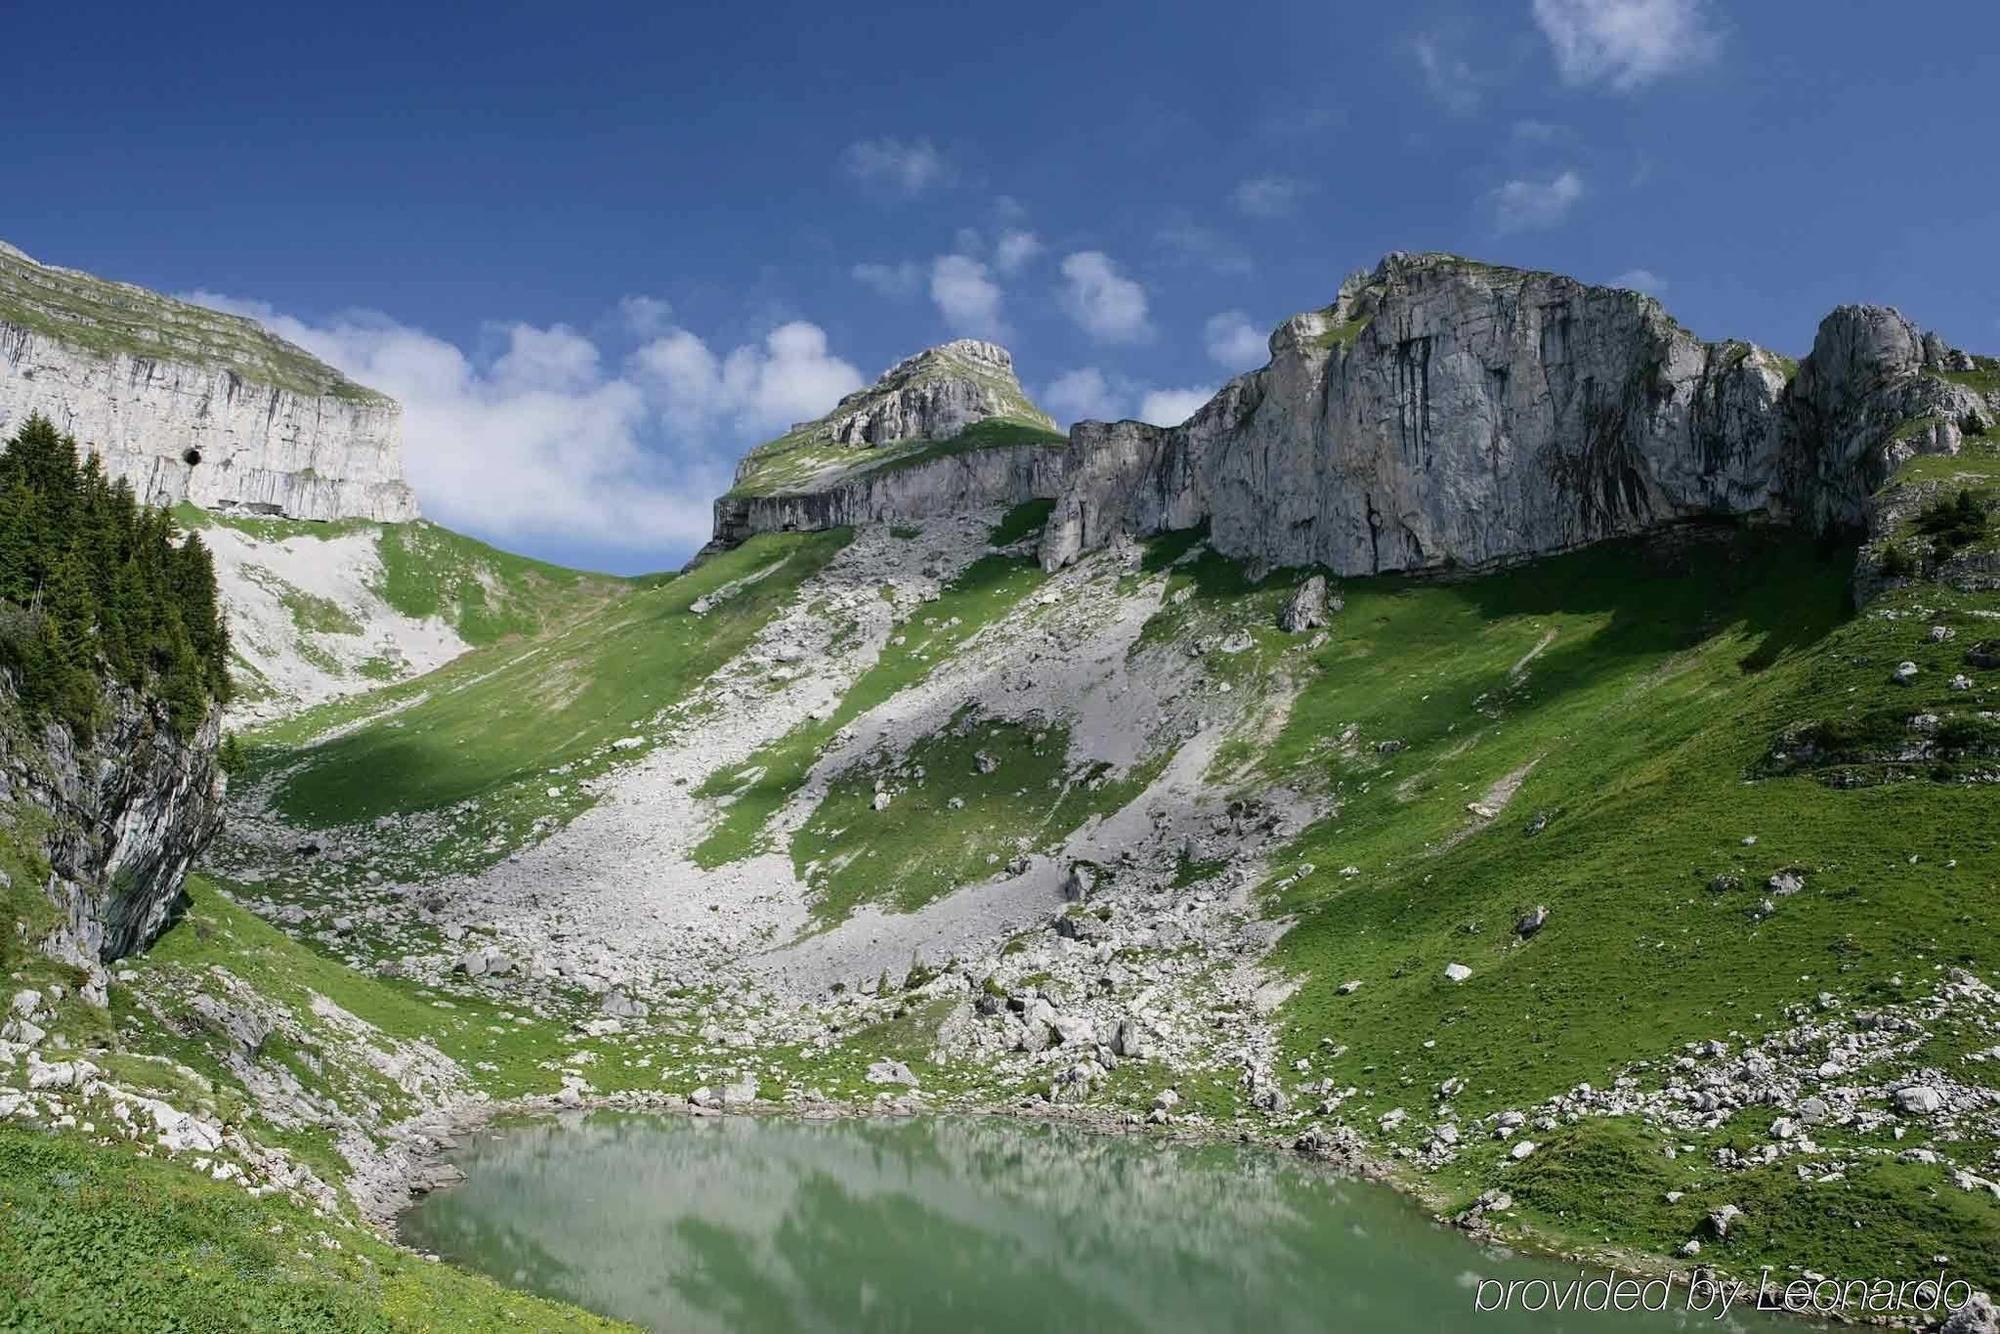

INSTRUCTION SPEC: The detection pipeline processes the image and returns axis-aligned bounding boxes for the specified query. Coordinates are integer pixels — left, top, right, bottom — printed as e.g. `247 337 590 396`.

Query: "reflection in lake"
400 1113 1791 1333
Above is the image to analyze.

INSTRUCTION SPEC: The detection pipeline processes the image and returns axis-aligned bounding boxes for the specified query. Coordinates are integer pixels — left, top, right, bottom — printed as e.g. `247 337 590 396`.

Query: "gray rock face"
1786 303 1989 532
1277 575 1332 632
703 339 1066 557
819 340 1054 446
0 242 418 523
706 442 1068 556
3 685 227 961
1038 252 1986 581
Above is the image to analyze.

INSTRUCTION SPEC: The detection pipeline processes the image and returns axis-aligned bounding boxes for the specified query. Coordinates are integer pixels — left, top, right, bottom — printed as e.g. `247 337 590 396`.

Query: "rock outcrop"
708 442 1069 553
815 340 1055 447
702 339 1066 557
1039 252 1996 580
3 684 227 961
0 241 418 523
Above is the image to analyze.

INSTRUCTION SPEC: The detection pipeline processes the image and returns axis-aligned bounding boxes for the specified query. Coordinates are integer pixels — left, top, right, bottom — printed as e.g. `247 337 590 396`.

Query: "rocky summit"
0 241 418 523
703 338 1067 556
1040 252 1997 584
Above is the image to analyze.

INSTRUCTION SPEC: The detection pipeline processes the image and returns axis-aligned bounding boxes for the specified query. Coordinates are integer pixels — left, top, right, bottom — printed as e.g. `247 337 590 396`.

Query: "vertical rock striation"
1039 252 1996 581
3 686 227 962
0 241 418 523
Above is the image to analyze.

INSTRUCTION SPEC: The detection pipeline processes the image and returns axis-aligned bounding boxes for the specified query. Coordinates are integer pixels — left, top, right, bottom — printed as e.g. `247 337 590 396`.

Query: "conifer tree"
0 415 233 737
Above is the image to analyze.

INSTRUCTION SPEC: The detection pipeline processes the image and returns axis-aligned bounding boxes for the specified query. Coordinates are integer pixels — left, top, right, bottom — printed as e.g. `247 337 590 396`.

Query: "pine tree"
0 414 233 738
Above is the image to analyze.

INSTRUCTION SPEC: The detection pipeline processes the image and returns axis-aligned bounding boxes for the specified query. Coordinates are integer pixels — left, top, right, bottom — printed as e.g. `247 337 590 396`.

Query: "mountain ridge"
0 240 419 524
1038 251 1996 591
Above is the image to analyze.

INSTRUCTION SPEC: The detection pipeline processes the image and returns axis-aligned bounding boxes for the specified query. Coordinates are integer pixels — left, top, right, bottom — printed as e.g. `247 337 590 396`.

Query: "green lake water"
400 1113 1806 1333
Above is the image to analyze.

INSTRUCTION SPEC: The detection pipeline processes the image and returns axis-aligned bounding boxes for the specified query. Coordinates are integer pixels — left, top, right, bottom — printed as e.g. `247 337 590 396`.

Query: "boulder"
1062 863 1096 902
1895 1084 1944 1115
1051 1014 1097 1047
1278 575 1333 633
1942 1293 1999 1334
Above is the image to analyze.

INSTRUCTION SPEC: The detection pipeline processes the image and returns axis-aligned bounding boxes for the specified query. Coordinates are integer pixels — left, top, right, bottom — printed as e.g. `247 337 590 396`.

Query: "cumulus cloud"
840 137 954 196
186 292 863 554
1041 368 1209 428
929 254 1006 338
491 323 600 393
1532 0 1719 90
1204 311 1270 371
1486 169 1586 232
632 320 863 437
1411 33 1482 114
1610 267 1668 295
993 229 1044 274
616 295 674 338
1057 252 1151 343
851 260 923 299
1138 387 1214 427
1231 175 1308 218
1157 221 1253 276
1042 368 1124 425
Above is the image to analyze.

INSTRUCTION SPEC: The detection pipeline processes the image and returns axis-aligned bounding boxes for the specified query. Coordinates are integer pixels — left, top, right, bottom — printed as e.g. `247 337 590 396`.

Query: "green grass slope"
0 1126 628 1332
0 242 387 404
236 530 850 875
693 505 1050 871
1162 522 2000 1285
183 508 629 651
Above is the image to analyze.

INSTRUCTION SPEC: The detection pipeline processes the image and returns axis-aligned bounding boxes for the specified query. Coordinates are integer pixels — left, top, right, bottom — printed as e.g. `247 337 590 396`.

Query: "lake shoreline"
362 1090 1880 1332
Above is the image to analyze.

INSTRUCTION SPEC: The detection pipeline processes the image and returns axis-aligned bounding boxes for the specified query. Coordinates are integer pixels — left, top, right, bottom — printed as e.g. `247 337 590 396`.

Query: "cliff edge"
0 241 419 524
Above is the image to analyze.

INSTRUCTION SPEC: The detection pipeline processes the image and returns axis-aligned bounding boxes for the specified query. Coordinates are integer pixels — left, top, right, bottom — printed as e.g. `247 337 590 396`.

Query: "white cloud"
187 291 863 554
1138 387 1214 427
1610 267 1668 295
616 295 673 338
840 137 954 196
851 260 923 299
1157 221 1252 276
634 320 864 437
1057 252 1151 343
1041 368 1209 428
1231 175 1307 218
1486 169 1586 232
1532 0 1719 90
993 229 1043 274
1411 33 1481 114
491 323 599 393
1041 368 1124 425
929 254 1006 338
1204 311 1270 371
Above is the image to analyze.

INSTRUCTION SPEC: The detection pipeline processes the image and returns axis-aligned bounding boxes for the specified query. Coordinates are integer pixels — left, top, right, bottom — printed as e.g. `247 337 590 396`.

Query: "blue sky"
5 1 1997 572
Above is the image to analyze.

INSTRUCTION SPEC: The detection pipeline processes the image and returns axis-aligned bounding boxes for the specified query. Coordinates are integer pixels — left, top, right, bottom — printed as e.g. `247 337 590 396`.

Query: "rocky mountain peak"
811 338 1054 449
726 337 1059 505
1041 251 1997 585
702 336 1068 557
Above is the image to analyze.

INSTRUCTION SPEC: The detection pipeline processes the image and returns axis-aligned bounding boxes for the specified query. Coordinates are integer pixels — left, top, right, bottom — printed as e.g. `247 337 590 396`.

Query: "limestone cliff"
1039 252 1997 579
702 340 1066 556
0 242 418 523
3 684 227 962
709 441 1070 552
